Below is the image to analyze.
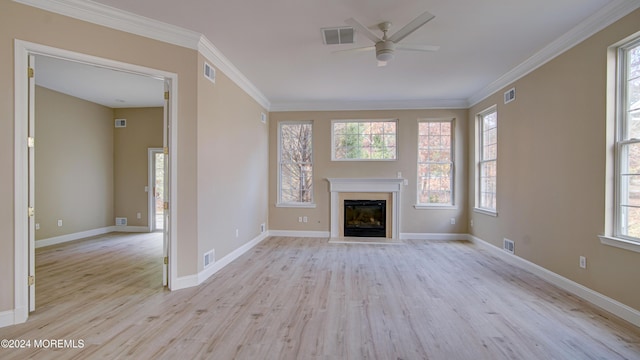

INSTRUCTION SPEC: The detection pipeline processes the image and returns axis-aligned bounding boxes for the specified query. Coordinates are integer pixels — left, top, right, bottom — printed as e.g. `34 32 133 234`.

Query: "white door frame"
13 39 179 325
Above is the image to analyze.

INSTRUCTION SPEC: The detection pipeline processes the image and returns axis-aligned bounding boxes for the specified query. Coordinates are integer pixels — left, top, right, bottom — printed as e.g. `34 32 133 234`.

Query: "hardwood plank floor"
0 234 639 359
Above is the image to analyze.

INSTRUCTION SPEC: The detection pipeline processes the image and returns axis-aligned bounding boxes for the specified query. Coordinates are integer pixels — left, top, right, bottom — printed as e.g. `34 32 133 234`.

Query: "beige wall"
35 86 114 240
196 54 269 267
269 109 469 234
114 107 164 227
468 9 640 311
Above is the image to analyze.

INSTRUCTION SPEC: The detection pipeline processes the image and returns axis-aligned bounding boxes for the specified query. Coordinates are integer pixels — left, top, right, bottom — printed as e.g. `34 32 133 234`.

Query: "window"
278 121 314 206
417 119 454 206
615 37 640 242
476 107 498 213
332 119 397 160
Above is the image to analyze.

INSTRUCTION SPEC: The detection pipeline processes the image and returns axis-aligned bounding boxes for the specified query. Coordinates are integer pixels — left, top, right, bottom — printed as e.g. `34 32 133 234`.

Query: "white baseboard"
36 226 150 248
269 230 331 238
172 231 270 291
400 233 469 241
0 310 15 328
469 235 640 328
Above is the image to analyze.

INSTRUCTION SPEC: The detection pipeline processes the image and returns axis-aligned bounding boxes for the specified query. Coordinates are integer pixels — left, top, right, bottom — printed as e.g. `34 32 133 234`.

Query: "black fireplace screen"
344 200 386 237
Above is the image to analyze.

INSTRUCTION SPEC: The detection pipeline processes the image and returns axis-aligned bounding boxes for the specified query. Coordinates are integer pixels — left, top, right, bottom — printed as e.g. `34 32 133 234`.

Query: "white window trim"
415 118 455 207
331 119 398 161
475 105 498 215
277 120 315 207
602 33 640 252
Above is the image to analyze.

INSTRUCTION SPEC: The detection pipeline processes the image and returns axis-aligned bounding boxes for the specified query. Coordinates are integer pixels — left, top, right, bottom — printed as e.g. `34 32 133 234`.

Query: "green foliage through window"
333 120 397 160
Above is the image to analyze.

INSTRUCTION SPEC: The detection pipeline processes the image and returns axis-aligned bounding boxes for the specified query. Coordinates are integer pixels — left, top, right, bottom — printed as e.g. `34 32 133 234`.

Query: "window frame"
276 120 316 208
475 106 498 216
415 118 455 209
614 37 640 243
331 119 398 161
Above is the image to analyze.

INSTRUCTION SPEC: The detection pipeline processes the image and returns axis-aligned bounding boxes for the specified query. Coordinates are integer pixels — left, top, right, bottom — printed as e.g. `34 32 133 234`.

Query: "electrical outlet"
450 218 456 225
235 229 239 238
137 212 141 219
57 219 63 227
35 223 40 230
303 216 308 223
298 216 303 223
579 256 587 269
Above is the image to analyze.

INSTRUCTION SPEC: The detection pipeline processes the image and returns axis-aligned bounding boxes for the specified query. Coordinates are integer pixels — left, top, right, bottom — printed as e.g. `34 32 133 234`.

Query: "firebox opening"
344 200 386 237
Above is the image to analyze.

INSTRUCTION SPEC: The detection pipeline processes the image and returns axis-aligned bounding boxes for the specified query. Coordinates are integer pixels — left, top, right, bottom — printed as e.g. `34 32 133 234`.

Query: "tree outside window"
279 122 313 204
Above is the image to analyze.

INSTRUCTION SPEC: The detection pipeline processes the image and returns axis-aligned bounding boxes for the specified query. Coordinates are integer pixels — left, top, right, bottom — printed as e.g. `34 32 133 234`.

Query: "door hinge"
163 256 168 265
28 207 35 217
28 67 34 78
164 91 169 100
163 202 169 210
28 275 35 286
163 147 168 155
27 137 35 148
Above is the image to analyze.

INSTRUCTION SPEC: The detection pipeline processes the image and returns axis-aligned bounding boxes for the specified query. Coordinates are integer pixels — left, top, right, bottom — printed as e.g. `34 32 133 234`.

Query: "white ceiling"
31 0 639 110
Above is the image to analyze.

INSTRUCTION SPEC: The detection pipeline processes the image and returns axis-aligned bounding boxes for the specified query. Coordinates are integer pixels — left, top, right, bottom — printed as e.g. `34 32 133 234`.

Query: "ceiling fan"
342 10 439 66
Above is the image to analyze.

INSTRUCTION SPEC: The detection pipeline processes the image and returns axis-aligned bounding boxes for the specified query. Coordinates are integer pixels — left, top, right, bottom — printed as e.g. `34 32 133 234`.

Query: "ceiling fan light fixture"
375 41 395 62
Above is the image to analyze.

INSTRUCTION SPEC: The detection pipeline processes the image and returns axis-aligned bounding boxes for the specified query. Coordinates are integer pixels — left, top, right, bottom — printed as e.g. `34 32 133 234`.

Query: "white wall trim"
269 230 331 238
269 98 468 112
468 0 640 106
469 235 640 328
36 227 114 248
400 233 469 241
0 310 15 329
171 231 270 291
14 0 271 111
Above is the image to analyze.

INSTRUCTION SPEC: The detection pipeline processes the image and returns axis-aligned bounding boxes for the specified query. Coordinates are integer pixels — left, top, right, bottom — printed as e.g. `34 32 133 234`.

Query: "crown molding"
269 98 468 112
14 0 270 110
467 0 640 107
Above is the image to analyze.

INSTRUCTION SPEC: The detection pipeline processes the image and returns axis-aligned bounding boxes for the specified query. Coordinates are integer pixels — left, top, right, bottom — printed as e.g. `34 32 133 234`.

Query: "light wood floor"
1 234 639 359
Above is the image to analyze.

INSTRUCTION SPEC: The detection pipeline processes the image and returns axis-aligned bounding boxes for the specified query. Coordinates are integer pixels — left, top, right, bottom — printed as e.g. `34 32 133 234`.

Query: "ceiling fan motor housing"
375 41 395 62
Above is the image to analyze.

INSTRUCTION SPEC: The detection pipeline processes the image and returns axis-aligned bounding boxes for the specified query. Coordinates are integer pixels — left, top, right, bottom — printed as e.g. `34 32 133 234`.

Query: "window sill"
414 204 456 210
473 208 498 217
598 235 640 253
276 203 317 209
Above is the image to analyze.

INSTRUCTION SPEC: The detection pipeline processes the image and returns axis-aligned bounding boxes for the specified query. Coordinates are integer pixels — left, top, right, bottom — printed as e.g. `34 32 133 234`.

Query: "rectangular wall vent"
204 249 215 268
204 62 216 83
504 88 516 104
260 112 267 124
321 27 354 45
503 238 515 254
115 217 127 226
115 119 126 128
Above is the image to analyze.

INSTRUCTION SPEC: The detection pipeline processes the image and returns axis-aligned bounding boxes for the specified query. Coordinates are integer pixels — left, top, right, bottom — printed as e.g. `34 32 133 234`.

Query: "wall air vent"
204 62 216 83
204 249 215 268
115 119 126 128
504 88 516 104
321 27 354 45
115 217 127 226
503 238 515 254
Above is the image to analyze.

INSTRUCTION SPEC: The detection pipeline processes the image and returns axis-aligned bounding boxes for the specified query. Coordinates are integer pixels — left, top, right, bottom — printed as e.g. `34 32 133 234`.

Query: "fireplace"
327 178 404 239
344 200 386 237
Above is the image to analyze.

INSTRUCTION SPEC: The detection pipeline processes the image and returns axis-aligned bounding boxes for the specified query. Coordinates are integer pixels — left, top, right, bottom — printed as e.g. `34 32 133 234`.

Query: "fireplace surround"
327 178 404 239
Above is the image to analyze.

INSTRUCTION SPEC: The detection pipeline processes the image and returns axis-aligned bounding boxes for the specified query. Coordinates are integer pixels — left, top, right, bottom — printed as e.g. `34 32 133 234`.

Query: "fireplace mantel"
327 178 404 239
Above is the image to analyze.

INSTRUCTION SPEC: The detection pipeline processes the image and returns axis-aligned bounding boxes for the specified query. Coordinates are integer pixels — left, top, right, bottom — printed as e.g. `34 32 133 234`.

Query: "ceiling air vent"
321 27 354 45
115 119 126 128
204 62 216 83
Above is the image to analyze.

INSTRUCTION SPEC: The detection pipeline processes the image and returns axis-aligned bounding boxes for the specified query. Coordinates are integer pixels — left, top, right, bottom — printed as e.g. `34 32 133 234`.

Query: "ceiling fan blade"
345 17 382 44
396 44 440 52
388 10 435 43
332 46 375 54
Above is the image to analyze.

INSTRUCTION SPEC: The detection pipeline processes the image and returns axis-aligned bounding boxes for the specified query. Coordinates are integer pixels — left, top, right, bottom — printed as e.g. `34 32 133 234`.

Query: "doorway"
14 40 178 322
149 148 165 232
